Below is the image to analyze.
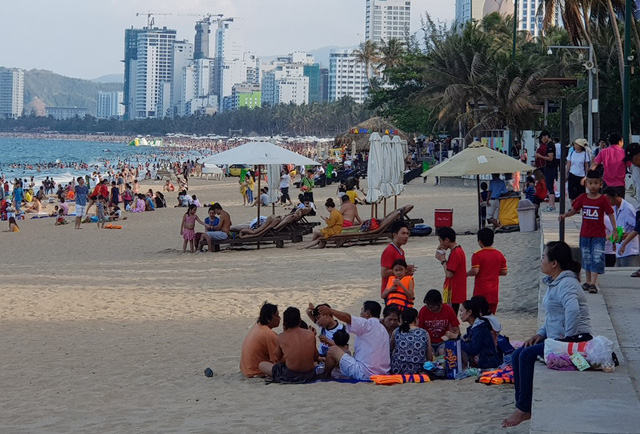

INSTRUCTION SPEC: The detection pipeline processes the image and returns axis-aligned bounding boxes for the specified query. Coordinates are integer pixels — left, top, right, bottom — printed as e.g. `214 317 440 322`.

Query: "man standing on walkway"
591 133 630 198
380 221 416 296
535 131 557 211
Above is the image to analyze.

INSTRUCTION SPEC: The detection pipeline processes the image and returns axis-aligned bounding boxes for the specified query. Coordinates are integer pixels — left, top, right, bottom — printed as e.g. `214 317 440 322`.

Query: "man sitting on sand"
340 195 362 228
259 307 318 383
200 203 232 252
240 303 280 378
318 301 390 381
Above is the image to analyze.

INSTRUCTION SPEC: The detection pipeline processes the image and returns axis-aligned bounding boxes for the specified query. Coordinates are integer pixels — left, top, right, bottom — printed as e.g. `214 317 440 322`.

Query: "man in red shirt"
418 289 461 355
435 227 467 313
590 133 630 198
380 221 416 295
468 228 507 314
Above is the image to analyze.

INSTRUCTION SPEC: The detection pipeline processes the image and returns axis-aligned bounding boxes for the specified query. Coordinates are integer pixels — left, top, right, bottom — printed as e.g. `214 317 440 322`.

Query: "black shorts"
271 363 316 384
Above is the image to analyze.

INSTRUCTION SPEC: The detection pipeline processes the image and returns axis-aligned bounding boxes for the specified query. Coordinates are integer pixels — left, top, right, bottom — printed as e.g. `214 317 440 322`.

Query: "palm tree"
378 38 406 74
352 40 380 88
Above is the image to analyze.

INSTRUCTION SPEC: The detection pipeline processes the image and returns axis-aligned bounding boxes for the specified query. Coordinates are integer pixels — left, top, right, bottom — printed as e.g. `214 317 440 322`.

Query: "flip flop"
581 283 590 291
630 270 640 278
588 284 598 294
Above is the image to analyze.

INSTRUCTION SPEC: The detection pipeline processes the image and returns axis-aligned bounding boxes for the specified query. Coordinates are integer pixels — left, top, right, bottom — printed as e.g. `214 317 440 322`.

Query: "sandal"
631 270 640 278
582 283 590 291
588 284 598 294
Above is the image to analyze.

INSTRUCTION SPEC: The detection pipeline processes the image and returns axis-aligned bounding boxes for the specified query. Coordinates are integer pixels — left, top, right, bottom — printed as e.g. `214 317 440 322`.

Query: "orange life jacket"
385 276 414 310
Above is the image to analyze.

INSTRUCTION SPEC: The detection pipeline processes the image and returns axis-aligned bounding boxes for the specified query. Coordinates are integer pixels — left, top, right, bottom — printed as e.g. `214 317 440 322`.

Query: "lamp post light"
512 0 518 62
547 45 596 148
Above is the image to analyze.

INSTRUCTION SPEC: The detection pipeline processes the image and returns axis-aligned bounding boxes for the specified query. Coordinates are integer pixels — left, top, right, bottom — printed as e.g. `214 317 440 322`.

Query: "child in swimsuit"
7 217 19 232
180 204 205 253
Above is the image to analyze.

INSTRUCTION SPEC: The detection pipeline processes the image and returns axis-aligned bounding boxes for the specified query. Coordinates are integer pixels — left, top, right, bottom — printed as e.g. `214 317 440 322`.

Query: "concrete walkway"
528 212 640 433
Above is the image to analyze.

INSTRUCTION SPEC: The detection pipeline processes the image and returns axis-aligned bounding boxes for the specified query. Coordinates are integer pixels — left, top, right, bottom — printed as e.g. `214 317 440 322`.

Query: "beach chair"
319 210 403 248
208 216 289 252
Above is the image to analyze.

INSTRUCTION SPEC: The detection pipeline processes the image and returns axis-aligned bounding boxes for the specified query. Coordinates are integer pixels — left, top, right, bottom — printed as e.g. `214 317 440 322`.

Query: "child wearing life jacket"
381 259 415 311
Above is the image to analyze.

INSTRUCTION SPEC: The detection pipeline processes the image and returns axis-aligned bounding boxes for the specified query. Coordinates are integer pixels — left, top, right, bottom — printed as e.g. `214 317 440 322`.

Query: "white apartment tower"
0 68 24 119
126 27 177 119
516 0 561 37
329 50 368 104
214 18 246 111
96 91 124 119
365 0 411 44
262 63 309 107
171 40 194 118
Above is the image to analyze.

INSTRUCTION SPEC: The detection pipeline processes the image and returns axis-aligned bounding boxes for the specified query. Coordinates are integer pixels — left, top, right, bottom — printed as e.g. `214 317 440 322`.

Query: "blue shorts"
580 237 606 274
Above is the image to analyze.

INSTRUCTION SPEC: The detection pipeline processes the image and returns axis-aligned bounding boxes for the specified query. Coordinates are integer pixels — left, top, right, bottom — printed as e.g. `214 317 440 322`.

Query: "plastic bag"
585 336 615 370
546 353 577 371
544 339 588 363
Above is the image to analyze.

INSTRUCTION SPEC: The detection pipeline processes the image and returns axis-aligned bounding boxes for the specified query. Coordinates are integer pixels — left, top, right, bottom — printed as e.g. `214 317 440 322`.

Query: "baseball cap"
623 142 640 162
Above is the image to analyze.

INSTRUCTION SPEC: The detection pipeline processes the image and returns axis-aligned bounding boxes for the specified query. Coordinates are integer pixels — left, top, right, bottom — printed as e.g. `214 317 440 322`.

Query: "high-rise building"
194 18 212 60
365 0 411 44
123 26 177 119
329 50 368 104
0 68 24 119
96 91 124 119
319 68 329 103
304 64 321 104
232 83 261 110
262 63 309 107
171 40 194 118
454 0 560 37
214 18 246 111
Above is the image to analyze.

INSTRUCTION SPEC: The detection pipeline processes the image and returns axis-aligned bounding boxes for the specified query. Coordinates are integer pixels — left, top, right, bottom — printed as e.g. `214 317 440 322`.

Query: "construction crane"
136 11 172 28
177 13 224 23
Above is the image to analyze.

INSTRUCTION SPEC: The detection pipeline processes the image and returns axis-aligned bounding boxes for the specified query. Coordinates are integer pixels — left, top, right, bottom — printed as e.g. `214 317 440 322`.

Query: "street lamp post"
512 0 518 62
623 0 632 147
548 45 596 148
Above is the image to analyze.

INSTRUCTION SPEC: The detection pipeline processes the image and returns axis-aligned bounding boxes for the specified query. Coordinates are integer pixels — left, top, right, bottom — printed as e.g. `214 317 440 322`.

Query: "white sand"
0 176 539 433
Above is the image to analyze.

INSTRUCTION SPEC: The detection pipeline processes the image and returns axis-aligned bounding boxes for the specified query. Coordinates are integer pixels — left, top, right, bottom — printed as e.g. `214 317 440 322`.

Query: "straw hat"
572 138 589 150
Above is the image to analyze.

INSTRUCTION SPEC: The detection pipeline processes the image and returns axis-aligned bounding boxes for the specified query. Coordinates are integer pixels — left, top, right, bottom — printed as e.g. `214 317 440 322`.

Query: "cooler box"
434 209 453 228
498 197 520 227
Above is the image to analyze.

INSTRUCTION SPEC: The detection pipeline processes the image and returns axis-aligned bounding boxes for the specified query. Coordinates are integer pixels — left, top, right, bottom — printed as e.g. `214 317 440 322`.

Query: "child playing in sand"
306 303 345 359
180 204 205 253
559 170 617 293
55 209 68 225
50 205 60 217
96 195 107 228
381 259 415 311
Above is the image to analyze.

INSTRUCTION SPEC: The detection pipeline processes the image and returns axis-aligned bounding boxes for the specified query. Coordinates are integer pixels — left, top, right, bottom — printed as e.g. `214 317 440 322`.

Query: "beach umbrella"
366 132 384 208
266 164 280 212
202 141 319 226
421 141 535 229
391 136 405 197
380 135 394 199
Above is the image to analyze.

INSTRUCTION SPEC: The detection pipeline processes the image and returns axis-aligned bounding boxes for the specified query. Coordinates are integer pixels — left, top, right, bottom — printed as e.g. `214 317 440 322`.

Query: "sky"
0 0 454 80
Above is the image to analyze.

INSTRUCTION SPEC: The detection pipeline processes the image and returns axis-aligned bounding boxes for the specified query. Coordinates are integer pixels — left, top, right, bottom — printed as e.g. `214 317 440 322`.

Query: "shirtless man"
201 203 232 252
340 195 362 228
259 307 318 383
163 179 175 193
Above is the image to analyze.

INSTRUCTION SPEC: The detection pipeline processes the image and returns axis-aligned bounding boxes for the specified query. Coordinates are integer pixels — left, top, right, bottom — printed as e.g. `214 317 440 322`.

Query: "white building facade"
328 50 368 104
365 0 411 44
214 18 247 111
96 91 124 119
0 68 24 119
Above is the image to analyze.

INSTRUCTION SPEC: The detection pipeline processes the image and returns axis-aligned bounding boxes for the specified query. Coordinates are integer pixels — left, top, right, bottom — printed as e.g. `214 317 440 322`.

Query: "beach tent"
421 141 534 229
202 141 320 225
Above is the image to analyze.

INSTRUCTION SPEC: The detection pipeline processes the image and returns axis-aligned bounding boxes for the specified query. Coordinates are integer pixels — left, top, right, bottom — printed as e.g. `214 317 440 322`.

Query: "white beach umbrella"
380 135 394 199
391 136 405 196
203 141 319 225
366 133 384 204
266 164 280 207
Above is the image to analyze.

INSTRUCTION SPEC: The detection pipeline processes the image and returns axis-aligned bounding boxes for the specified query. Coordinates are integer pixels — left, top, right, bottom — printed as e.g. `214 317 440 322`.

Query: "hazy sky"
0 0 454 80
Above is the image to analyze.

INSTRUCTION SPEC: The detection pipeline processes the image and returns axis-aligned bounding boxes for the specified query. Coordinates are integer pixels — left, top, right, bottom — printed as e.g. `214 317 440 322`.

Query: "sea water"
0 137 198 184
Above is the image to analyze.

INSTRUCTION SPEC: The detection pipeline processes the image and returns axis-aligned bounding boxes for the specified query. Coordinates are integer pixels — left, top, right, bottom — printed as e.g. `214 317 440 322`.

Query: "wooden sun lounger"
391 204 423 229
320 210 403 248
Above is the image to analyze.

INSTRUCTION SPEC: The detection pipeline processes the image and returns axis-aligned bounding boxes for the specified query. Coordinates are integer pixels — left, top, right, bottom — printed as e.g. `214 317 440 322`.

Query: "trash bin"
517 199 537 232
434 209 453 229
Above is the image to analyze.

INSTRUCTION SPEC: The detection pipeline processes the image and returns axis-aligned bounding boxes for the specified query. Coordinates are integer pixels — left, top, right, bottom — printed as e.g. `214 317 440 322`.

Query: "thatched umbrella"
335 116 414 152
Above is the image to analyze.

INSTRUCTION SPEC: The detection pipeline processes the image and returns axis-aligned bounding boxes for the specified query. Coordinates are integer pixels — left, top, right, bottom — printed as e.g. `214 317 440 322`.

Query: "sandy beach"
0 176 540 433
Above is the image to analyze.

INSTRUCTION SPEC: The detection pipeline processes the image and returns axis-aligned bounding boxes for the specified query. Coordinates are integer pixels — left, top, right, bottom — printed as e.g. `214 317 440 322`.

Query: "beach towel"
477 365 514 385
370 374 431 385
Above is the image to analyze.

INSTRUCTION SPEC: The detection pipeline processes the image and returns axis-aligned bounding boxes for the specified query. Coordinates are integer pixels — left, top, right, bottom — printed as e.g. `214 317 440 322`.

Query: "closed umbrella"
267 164 280 211
366 133 384 206
391 136 405 197
421 141 535 229
380 135 394 199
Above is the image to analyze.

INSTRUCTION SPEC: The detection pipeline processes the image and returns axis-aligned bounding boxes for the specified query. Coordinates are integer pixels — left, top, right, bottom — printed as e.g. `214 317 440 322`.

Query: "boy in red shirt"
468 228 507 313
560 170 617 293
418 289 461 355
435 227 467 313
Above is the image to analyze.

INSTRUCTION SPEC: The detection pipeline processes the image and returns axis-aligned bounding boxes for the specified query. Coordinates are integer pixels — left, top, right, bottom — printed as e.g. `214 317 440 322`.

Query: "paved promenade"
532 211 640 433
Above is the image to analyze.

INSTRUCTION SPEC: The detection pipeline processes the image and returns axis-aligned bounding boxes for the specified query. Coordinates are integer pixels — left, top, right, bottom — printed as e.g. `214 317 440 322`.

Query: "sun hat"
572 138 589 150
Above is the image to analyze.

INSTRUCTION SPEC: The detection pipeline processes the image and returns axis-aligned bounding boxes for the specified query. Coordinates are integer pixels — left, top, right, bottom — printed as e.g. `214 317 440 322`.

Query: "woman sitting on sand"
301 198 343 248
390 307 432 374
502 241 591 428
131 194 146 213
4 217 19 232
459 297 502 369
24 196 43 214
